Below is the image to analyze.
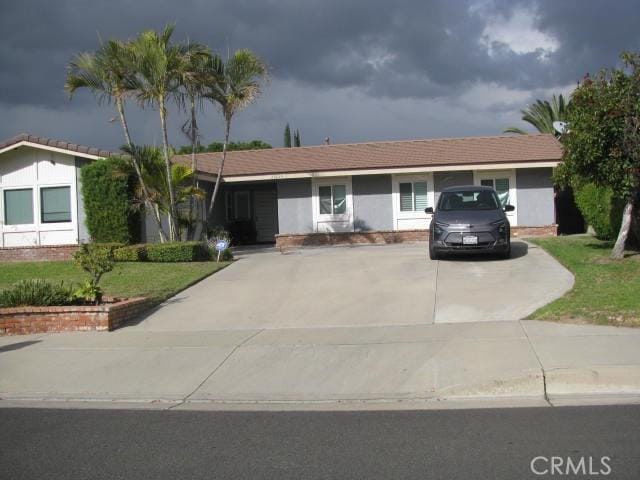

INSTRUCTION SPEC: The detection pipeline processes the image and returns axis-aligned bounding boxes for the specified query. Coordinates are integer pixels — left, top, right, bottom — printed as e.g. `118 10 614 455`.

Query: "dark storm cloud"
2 0 639 107
1 0 640 148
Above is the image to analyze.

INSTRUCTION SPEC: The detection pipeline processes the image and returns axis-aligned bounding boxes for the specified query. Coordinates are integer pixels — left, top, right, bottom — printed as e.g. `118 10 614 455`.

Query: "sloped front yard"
0 261 230 303
529 235 640 327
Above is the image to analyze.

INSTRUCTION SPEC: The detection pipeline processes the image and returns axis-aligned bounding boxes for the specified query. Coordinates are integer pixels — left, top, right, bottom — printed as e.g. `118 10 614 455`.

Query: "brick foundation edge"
275 225 558 249
0 244 80 262
0 297 153 336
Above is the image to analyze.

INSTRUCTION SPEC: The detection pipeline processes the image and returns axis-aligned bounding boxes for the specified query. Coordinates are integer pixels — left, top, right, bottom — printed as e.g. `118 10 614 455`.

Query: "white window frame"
39 185 73 224
2 187 35 227
392 173 435 230
311 176 353 232
473 169 517 226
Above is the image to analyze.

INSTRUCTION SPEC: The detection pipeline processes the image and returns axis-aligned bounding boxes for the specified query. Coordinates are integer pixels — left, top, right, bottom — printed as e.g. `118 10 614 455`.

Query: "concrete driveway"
131 241 573 331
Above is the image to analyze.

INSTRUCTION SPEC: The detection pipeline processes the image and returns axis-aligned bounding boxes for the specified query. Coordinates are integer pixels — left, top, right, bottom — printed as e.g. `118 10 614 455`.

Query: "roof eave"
0 140 111 160
212 159 562 183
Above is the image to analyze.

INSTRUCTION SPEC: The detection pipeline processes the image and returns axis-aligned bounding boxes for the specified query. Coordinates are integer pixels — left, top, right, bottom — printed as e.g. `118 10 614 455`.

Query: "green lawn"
0 261 231 302
529 235 640 327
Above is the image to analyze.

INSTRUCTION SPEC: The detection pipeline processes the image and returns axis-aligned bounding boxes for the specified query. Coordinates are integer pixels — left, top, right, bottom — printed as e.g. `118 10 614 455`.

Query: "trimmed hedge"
91 243 125 255
113 244 147 262
80 157 140 244
145 242 210 262
574 183 625 240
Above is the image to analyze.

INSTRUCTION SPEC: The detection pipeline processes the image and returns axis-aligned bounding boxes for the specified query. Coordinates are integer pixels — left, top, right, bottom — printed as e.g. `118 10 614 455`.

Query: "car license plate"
462 235 478 245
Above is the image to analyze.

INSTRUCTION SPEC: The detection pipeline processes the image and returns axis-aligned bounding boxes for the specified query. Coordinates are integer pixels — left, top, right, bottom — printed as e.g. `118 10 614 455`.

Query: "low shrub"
145 241 210 262
113 244 147 262
73 244 116 304
0 279 76 307
219 248 234 261
573 183 625 240
91 242 125 255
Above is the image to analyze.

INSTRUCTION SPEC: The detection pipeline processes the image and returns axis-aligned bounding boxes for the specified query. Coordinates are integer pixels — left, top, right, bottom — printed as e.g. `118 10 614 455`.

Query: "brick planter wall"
0 297 152 336
275 225 557 249
0 244 79 262
511 225 559 237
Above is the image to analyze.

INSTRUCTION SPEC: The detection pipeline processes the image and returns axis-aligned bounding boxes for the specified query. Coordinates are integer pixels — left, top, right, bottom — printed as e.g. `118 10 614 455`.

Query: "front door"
254 190 278 243
475 170 518 226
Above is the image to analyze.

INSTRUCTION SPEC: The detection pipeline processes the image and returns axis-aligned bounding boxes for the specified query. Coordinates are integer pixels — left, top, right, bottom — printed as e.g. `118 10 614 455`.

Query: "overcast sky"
1 0 639 151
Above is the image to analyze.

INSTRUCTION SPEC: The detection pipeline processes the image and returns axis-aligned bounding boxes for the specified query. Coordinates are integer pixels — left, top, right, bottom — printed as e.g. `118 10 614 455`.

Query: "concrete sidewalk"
1 320 639 409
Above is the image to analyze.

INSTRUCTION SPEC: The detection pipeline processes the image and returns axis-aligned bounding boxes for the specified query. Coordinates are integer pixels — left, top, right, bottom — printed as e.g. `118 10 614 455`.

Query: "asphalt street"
1 405 639 479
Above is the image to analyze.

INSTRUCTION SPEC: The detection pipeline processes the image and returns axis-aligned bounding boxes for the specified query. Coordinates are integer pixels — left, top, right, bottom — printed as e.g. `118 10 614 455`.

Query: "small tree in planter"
73 244 115 304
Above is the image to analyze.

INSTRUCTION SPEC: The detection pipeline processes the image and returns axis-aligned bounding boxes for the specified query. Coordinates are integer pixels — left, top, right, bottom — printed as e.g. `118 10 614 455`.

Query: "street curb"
544 365 640 397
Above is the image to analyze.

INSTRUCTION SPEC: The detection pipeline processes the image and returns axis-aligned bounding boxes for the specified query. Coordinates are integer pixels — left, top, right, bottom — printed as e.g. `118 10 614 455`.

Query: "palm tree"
122 145 204 230
205 49 268 221
129 24 197 241
178 47 219 239
65 39 168 242
504 94 571 136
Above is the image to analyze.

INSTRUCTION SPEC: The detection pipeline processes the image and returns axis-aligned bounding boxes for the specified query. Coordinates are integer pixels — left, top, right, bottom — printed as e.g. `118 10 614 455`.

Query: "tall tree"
65 39 168 242
205 49 268 222
284 123 292 147
558 52 640 259
504 94 571 136
293 129 301 147
178 46 217 239
130 24 194 241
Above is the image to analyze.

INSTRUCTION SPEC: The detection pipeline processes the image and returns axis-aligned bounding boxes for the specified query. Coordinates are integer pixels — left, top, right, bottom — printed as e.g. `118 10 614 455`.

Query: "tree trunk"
206 118 231 225
611 199 635 259
116 98 167 243
187 99 198 240
159 101 178 242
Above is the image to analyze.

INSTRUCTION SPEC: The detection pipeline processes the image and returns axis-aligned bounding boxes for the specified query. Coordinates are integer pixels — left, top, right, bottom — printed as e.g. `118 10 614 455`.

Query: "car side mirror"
424 207 434 214
503 205 515 212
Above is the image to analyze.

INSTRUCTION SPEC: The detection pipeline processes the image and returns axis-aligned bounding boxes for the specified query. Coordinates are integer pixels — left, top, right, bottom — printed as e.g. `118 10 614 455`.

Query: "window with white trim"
318 184 346 215
399 181 428 212
3 188 34 225
40 186 71 223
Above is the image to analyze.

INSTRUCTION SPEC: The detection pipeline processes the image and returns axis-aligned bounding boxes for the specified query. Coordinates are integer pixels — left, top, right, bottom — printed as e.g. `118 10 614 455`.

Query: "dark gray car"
426 185 514 260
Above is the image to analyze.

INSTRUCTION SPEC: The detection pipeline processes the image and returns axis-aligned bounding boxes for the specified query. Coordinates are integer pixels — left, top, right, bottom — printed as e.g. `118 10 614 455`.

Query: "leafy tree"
65 39 167 241
294 129 301 147
204 49 268 221
284 123 292 147
80 157 139 244
558 52 640 259
176 139 271 154
504 94 571 136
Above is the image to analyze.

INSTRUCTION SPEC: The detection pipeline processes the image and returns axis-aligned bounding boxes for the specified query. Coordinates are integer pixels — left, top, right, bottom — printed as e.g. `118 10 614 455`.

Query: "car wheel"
429 237 439 260
500 243 511 260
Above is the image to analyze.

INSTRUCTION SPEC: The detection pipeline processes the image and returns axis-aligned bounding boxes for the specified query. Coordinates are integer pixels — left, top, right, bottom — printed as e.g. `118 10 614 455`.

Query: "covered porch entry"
214 181 278 244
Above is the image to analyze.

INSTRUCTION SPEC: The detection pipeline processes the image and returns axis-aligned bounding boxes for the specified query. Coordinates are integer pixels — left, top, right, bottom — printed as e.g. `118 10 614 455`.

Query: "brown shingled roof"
173 134 563 178
0 133 116 158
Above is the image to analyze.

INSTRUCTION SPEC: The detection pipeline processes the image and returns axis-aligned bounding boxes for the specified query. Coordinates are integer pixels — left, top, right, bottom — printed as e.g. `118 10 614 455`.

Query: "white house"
0 134 114 248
